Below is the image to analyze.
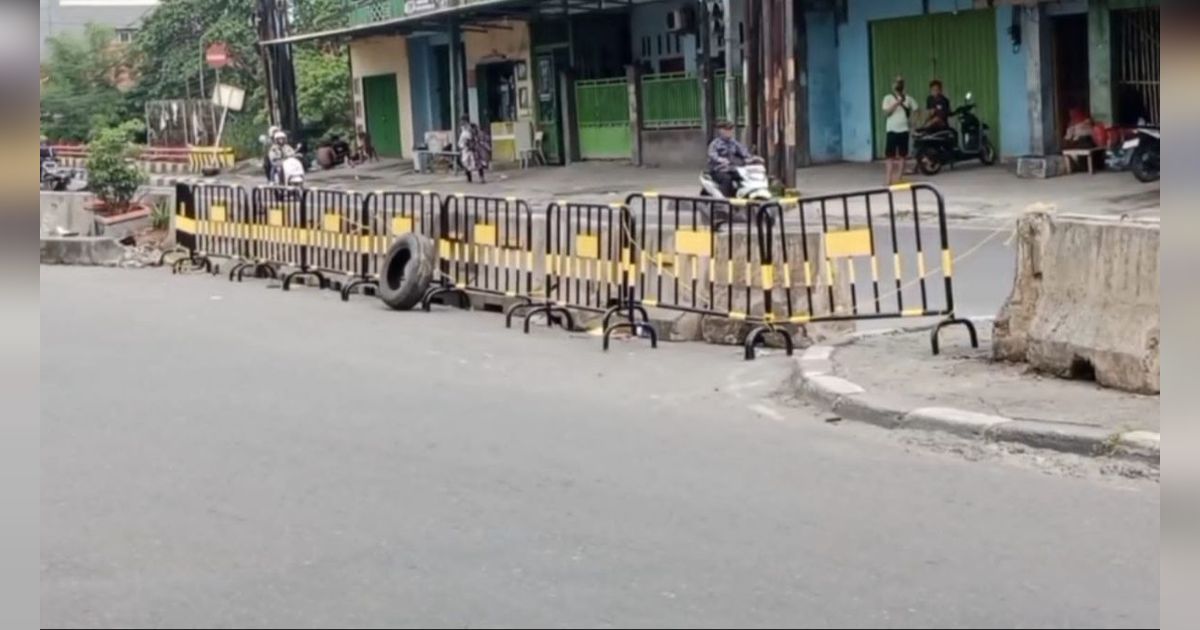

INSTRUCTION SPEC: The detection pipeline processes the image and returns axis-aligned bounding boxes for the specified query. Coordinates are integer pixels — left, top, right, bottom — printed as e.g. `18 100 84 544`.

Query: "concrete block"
40 191 96 236
40 237 125 266
994 211 1159 393
1014 155 1069 179
903 407 1010 438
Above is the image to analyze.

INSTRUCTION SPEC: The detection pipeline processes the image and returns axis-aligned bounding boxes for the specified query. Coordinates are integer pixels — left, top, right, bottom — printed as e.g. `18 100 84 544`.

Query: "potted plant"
86 120 147 216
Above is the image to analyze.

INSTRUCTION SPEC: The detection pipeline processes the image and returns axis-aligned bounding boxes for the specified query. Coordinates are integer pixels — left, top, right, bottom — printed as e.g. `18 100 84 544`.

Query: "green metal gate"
870 9 999 159
574 77 631 160
362 74 403 157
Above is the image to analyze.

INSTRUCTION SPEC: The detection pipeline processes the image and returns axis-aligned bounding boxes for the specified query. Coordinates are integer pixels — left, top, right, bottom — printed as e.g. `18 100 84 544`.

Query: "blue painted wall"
806 10 841 163
995 5 1031 157
407 37 434 142
824 0 1037 161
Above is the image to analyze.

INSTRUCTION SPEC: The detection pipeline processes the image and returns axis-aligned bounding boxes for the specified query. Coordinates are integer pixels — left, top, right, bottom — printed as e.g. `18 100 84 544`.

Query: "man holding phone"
881 75 918 186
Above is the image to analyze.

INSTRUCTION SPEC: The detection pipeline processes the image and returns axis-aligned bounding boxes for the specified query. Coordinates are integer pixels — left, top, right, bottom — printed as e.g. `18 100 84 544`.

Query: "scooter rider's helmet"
273 130 287 144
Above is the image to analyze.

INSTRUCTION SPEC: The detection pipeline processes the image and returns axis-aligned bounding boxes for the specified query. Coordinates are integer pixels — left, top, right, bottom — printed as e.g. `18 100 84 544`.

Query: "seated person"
923 79 952 131
1063 108 1096 149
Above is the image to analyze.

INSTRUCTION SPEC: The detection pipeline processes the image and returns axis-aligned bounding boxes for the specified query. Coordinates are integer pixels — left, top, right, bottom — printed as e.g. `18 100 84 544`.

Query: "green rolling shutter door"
870 9 1000 159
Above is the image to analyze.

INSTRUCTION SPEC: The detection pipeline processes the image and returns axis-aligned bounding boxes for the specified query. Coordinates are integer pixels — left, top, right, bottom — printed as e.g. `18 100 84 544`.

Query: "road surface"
41 267 1156 628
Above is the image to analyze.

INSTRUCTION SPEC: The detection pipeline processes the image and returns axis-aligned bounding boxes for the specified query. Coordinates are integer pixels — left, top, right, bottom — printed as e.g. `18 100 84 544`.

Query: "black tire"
979 137 998 165
1131 146 1159 183
377 232 435 311
916 147 943 175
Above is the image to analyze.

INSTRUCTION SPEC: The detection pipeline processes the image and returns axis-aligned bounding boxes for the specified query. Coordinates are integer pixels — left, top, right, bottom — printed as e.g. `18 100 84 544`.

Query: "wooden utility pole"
745 0 761 155
698 0 716 141
723 0 737 133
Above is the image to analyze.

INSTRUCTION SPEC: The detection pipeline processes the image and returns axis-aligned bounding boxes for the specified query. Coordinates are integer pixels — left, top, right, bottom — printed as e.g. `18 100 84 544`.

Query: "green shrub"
86 121 147 212
150 199 171 229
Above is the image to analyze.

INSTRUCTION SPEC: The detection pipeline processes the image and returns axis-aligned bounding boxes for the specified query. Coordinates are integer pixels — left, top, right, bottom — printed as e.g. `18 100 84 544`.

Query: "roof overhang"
259 0 638 46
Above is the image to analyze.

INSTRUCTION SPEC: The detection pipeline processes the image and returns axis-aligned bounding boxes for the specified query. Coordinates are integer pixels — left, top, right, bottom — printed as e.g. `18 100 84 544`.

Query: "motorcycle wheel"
916 147 943 176
1131 146 1159 183
979 137 998 166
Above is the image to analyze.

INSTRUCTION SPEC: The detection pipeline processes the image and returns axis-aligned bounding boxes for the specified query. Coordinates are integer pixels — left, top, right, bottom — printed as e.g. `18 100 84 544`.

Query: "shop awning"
258 0 638 46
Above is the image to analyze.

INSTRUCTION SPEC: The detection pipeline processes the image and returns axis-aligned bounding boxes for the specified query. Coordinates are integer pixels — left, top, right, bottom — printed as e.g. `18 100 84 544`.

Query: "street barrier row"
170 182 978 359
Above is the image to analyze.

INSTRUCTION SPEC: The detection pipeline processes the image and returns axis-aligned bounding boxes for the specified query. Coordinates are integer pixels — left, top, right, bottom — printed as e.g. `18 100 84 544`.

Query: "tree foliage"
40 25 134 142
87 121 148 211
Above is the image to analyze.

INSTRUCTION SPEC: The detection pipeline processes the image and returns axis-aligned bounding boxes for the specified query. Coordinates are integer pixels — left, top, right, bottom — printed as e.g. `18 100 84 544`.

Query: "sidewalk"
793 323 1159 464
160 160 1159 226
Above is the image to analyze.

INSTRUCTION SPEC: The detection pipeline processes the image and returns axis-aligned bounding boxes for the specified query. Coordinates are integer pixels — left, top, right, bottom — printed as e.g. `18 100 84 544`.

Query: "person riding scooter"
706 120 753 198
267 130 297 184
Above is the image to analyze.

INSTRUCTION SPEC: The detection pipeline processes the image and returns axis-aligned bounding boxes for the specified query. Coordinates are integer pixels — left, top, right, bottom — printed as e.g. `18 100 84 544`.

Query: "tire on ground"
378 232 435 310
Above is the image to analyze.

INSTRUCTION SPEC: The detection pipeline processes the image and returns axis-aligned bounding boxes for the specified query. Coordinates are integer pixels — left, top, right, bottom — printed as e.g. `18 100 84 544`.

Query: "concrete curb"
792 334 1160 465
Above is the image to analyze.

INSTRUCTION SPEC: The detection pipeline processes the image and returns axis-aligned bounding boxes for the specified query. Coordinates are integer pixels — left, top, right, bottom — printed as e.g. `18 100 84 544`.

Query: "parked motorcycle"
40 158 78 191
1127 125 1160 183
912 91 997 176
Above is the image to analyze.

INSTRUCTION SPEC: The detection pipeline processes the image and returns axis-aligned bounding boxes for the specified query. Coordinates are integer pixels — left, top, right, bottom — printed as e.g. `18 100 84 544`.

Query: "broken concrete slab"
993 211 1159 394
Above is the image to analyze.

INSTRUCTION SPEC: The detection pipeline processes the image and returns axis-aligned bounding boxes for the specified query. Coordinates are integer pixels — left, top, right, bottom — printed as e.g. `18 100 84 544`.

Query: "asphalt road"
41 267 1156 629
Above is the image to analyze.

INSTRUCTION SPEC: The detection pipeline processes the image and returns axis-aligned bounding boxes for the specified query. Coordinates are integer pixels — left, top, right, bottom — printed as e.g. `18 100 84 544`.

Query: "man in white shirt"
881 75 918 186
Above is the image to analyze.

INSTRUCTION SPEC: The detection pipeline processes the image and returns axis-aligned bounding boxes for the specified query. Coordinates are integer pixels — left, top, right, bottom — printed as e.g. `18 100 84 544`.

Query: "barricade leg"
601 288 658 351
421 276 470 311
930 317 979 355
171 252 212 275
155 245 191 267
743 325 796 361
282 269 328 291
233 262 279 283
341 277 379 302
517 303 576 334
503 297 536 329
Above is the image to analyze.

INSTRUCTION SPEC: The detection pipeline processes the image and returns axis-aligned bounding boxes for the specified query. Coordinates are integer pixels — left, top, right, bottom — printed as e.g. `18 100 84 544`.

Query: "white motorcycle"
698 157 773 202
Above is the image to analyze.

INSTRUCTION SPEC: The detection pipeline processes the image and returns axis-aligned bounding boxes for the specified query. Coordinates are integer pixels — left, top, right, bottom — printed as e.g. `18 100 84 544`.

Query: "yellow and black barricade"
422 193 537 311
767 182 977 355
171 182 251 275
345 190 441 301
239 185 307 284
300 188 371 292
623 192 788 358
514 201 656 348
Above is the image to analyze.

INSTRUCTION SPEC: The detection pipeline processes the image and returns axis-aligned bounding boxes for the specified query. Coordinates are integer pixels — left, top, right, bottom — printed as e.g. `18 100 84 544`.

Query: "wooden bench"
1062 147 1105 175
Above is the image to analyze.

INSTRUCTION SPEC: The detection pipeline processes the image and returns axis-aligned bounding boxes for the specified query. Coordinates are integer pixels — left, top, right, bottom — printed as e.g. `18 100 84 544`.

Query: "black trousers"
711 170 737 197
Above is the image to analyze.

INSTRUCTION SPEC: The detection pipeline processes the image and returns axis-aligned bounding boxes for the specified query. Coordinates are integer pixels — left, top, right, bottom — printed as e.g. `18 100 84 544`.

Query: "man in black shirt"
925 79 952 130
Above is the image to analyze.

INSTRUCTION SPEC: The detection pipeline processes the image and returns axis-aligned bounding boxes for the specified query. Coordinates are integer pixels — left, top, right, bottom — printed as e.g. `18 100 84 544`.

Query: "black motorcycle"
912 92 997 175
1128 126 1159 183
40 157 76 191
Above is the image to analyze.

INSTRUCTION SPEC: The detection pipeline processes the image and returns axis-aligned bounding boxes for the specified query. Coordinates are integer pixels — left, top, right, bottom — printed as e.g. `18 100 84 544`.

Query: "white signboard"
211 83 245 112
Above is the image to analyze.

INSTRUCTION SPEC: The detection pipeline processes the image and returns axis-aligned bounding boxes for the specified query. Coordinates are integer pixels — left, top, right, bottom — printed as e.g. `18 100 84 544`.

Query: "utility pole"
745 0 761 154
723 0 737 134
698 0 715 141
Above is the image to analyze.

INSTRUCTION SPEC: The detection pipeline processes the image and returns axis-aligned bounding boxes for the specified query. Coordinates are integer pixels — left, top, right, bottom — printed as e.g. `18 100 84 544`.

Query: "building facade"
269 0 1159 169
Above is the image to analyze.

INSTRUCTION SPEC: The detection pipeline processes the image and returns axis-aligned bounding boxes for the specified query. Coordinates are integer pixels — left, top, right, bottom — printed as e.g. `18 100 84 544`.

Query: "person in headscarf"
1063 107 1096 149
458 116 491 183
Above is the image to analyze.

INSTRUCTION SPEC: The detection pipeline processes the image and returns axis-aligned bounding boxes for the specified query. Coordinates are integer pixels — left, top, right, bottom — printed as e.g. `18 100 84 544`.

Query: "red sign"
205 42 229 69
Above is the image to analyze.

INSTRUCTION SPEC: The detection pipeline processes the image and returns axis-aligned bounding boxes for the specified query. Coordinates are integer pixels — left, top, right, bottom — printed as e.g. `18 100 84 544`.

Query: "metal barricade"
767 182 978 355
171 183 250 275
624 192 788 358
422 193 537 311
247 185 312 287
514 201 656 348
346 190 441 301
303 188 368 283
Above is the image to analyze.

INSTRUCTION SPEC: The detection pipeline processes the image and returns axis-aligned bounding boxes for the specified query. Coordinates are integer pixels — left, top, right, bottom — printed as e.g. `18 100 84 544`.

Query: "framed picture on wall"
515 61 527 81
